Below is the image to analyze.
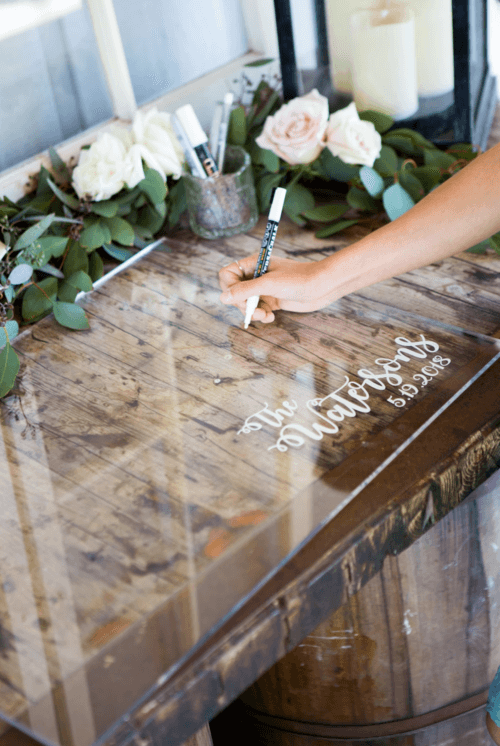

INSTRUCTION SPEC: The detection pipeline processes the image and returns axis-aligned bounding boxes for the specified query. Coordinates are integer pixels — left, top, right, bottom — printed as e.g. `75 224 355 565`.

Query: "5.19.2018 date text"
387 355 451 408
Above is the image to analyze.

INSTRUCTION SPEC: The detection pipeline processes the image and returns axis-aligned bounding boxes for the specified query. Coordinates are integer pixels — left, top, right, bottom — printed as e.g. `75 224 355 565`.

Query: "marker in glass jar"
175 104 219 178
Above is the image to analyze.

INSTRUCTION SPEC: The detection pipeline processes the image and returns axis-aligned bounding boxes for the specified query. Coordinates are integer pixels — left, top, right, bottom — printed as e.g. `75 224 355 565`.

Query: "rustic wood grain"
2 111 500 746
1 229 500 746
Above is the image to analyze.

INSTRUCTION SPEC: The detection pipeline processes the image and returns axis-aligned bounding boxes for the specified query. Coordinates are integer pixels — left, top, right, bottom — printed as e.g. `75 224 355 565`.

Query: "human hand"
219 254 337 324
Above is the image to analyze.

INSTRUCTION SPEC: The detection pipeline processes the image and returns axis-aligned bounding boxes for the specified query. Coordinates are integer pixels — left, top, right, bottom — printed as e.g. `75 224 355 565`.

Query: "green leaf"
0 320 19 349
374 145 398 177
80 217 111 251
424 148 457 169
359 110 394 133
359 166 385 197
315 219 359 238
258 147 280 173
245 58 275 67
398 170 425 202
37 235 69 260
49 146 71 184
318 149 359 182
388 128 436 150
0 202 19 217
301 204 349 222
446 143 478 162
138 169 167 205
37 165 54 198
4 285 14 302
466 239 492 254
57 281 79 303
91 200 119 218
489 233 500 254
116 186 141 206
0 338 20 398
63 239 88 277
67 270 92 292
53 301 90 330
14 213 56 251
102 216 135 246
382 183 415 221
382 133 421 156
134 194 147 208
228 106 247 147
46 177 80 210
103 243 135 262
284 183 315 220
136 205 165 235
153 200 167 219
133 225 153 241
39 263 64 279
168 179 187 228
412 166 442 192
22 277 57 322
8 264 33 285
256 173 282 212
346 186 379 211
88 251 104 281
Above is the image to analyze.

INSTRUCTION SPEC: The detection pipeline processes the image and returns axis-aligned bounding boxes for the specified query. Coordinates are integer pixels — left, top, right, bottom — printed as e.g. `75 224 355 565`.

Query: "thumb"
220 276 269 305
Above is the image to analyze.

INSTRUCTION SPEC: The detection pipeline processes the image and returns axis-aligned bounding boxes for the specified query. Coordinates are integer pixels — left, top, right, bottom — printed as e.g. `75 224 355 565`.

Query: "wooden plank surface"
2 115 500 746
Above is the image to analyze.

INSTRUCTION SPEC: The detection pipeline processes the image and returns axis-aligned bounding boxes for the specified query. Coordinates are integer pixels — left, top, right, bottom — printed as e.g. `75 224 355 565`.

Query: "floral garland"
227 85 499 250
0 107 187 398
1 79 499 400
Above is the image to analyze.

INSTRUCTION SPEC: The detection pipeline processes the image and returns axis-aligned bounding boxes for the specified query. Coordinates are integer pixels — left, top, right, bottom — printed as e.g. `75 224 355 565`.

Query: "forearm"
322 142 500 297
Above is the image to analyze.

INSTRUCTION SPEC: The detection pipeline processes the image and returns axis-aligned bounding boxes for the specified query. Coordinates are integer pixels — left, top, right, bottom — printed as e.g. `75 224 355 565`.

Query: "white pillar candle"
405 0 454 96
325 0 454 99
350 5 418 120
324 0 373 94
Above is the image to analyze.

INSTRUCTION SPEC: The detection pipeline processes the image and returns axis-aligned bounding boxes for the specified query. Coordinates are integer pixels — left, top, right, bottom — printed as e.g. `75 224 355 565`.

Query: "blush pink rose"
256 89 329 165
325 102 382 167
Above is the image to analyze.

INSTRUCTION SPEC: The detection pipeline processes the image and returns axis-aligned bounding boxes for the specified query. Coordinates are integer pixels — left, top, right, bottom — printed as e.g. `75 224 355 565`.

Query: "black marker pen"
175 104 219 178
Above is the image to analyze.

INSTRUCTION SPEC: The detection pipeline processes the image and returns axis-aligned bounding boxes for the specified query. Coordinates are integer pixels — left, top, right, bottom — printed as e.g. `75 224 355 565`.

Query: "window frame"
0 0 276 198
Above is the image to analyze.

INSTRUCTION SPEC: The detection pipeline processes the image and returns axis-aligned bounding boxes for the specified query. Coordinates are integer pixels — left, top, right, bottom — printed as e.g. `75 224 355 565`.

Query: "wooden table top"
3 140 500 746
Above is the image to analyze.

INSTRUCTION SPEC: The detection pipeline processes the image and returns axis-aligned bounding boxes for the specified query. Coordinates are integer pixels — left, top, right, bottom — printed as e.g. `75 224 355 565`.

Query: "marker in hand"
244 187 287 329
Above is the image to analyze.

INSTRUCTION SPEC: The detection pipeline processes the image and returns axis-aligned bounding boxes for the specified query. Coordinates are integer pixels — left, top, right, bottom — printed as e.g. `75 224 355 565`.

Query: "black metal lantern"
273 0 496 149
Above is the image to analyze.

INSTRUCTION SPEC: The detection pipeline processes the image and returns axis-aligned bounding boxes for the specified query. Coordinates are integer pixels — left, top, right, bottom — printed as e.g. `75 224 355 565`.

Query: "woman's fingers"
219 254 259 290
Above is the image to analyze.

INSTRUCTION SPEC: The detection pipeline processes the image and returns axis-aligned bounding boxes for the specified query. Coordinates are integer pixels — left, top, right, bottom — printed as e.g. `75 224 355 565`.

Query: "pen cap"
175 104 207 147
269 187 287 222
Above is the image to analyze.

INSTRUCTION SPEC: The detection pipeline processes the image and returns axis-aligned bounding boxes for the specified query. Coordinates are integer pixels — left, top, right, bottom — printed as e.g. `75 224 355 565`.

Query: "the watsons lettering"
238 335 443 452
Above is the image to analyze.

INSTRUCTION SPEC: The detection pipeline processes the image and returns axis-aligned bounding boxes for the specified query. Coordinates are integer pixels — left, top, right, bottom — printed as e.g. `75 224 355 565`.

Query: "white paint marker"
171 114 206 179
175 104 219 178
244 187 287 329
209 102 223 164
217 91 234 173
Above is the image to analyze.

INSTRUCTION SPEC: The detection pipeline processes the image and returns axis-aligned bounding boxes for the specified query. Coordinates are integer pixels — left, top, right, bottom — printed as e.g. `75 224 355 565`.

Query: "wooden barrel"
228 472 500 746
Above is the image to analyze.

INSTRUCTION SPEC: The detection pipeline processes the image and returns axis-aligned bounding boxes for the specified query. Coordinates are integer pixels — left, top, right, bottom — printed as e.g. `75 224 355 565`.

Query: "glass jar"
182 145 258 239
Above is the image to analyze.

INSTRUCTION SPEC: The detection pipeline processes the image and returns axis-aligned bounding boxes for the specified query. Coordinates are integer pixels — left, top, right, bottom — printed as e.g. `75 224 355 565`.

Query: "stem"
31 282 52 302
287 166 305 189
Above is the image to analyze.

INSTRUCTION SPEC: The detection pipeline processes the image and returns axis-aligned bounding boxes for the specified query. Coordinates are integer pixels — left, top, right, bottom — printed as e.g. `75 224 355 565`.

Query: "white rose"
255 89 329 165
0 242 6 262
132 108 185 180
325 102 382 167
72 132 145 201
